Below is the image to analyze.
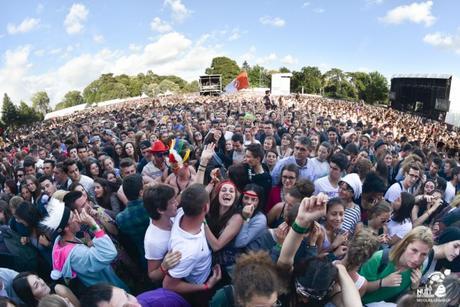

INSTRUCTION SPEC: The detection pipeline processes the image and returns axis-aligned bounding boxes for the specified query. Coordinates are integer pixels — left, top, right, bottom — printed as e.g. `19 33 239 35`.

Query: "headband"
243 191 258 198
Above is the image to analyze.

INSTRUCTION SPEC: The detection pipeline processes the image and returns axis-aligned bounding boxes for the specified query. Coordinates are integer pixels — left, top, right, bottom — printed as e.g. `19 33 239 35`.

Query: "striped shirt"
342 203 361 235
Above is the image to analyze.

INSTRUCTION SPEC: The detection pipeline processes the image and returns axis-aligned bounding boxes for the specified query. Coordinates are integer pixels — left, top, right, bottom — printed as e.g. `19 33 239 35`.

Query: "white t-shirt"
309 158 330 182
387 218 412 239
445 181 456 204
168 209 211 284
314 176 339 198
144 220 171 260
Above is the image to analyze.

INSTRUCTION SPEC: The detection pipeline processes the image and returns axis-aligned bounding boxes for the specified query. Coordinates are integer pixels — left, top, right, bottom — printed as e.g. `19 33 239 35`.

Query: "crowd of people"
0 92 459 307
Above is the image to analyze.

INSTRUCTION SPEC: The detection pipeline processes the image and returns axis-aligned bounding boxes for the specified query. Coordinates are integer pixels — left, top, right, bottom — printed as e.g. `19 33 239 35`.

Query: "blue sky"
1 0 460 106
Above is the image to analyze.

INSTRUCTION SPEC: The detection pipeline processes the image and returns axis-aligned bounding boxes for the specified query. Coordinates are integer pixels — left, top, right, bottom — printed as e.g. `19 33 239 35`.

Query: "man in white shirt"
163 184 221 303
314 153 348 198
385 162 421 202
445 166 459 203
63 159 95 199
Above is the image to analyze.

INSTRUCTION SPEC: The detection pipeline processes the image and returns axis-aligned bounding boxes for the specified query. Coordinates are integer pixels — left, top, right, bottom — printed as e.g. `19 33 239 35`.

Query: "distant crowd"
0 92 459 307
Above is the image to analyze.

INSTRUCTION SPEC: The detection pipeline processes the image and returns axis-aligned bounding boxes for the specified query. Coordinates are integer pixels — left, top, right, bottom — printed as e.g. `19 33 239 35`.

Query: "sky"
1 0 460 107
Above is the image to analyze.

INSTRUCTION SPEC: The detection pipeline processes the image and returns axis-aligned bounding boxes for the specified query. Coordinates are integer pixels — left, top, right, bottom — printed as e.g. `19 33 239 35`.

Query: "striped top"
341 203 361 235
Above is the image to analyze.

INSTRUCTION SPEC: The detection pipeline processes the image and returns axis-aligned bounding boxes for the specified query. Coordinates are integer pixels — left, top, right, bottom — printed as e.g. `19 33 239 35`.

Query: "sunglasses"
154 152 169 158
295 279 335 301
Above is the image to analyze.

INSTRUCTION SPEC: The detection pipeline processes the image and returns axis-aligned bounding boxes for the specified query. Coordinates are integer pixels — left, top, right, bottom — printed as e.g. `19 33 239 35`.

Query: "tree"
279 67 290 73
205 57 241 87
291 66 322 94
17 101 43 125
55 90 85 110
348 72 371 101
242 61 251 72
183 80 200 93
156 80 180 95
83 73 130 103
1 93 18 125
247 65 270 88
365 71 389 104
323 68 356 99
31 91 51 114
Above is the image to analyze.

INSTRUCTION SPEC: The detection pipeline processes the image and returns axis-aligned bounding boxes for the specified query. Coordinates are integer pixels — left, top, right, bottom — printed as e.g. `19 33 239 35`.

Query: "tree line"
1 56 389 128
207 56 388 104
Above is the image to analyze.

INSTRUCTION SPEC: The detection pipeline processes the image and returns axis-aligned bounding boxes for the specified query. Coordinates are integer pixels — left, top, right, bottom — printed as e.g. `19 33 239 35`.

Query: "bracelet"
291 221 310 234
199 164 207 169
379 279 383 288
203 282 209 291
274 243 282 251
90 224 100 232
159 265 167 276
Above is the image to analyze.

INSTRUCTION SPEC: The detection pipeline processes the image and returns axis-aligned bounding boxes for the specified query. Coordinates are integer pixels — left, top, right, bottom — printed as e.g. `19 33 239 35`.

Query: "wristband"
90 224 100 232
379 279 383 288
159 265 167 276
274 243 282 252
292 221 310 234
199 164 207 169
204 282 209 291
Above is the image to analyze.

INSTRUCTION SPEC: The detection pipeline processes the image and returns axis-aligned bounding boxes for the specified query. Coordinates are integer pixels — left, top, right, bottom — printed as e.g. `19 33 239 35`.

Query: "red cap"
149 140 168 153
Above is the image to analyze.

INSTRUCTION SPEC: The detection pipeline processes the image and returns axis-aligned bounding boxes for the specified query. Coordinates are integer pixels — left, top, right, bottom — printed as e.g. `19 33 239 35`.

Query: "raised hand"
295 193 328 228
200 143 216 164
274 222 289 244
74 209 97 227
410 268 422 290
242 204 255 220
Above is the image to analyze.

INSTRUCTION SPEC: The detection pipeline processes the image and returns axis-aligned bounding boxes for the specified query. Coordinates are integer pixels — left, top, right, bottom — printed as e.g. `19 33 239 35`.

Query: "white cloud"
380 1 436 27
150 17 173 33
255 53 277 65
164 0 190 23
7 18 40 34
129 44 142 52
240 46 257 62
303 2 311 7
423 32 460 54
0 32 220 106
313 8 325 14
34 49 45 56
281 55 298 65
93 34 105 43
367 0 384 5
49 48 62 55
64 3 89 34
228 28 242 41
259 16 286 27
36 3 45 14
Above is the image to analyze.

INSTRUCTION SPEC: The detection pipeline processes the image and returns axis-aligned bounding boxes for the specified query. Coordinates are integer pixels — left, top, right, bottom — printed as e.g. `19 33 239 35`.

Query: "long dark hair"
85 159 102 179
12 272 40 307
392 192 415 223
207 180 240 236
241 183 265 212
94 177 118 210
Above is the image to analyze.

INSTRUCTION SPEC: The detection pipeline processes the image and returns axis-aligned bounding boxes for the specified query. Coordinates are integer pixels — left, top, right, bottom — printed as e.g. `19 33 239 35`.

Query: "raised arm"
278 194 328 267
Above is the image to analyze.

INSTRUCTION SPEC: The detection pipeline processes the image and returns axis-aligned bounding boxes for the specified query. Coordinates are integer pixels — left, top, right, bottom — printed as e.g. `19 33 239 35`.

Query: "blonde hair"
38 295 67 307
449 194 460 208
390 226 434 262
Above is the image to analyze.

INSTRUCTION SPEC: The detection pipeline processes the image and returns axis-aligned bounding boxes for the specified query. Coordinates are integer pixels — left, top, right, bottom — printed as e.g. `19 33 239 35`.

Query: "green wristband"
90 224 100 232
291 221 310 234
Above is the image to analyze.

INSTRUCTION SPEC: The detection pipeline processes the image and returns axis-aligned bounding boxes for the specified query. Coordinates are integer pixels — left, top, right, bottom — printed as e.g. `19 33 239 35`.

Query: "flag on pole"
224 71 249 93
